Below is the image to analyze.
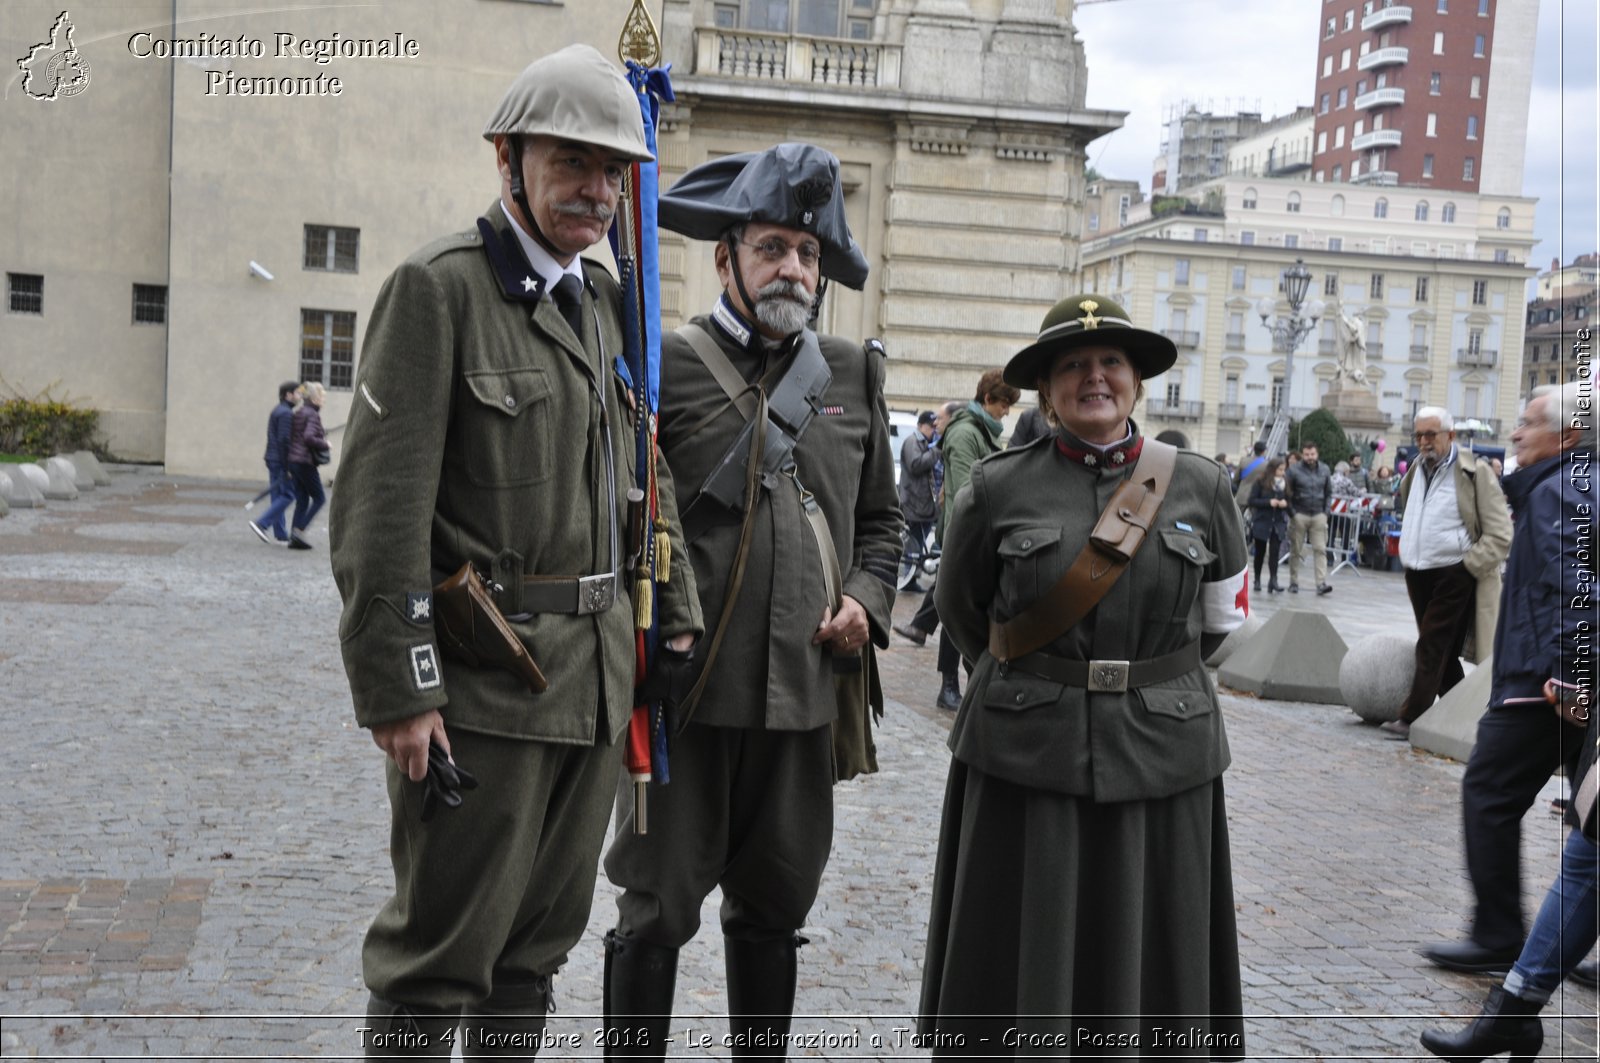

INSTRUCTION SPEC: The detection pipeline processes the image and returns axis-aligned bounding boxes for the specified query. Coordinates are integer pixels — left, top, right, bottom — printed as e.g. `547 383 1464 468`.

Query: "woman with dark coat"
286 381 329 550
1247 458 1290 593
919 294 1249 1058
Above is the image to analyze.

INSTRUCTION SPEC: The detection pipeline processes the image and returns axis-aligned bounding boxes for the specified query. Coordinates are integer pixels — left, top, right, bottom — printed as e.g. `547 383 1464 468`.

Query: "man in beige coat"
330 46 700 1058
1384 407 1511 739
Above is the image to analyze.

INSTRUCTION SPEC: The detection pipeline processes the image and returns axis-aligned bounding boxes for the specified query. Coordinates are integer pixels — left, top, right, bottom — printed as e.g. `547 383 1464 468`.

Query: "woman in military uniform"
919 295 1249 1058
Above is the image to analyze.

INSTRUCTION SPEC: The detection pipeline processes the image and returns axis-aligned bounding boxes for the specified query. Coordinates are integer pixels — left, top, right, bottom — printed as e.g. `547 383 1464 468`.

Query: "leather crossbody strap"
678 322 758 422
988 439 1178 663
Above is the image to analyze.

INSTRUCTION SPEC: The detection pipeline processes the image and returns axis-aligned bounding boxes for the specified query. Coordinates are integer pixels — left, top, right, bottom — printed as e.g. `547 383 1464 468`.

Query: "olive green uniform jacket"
661 311 902 730
329 206 702 744
936 438 1249 799
934 404 1002 546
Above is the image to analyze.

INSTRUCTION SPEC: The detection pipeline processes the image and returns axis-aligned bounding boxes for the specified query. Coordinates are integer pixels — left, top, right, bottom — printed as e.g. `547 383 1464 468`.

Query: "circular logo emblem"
46 49 92 97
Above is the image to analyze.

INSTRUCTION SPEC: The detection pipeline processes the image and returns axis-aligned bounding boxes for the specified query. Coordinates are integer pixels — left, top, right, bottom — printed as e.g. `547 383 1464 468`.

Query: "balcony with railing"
1456 348 1499 367
1218 403 1247 422
1257 405 1318 422
1352 129 1403 151
1355 87 1405 110
1352 169 1400 185
696 27 901 88
1410 344 1431 361
1367 341 1384 360
1319 338 1340 356
1162 329 1201 349
1225 332 1246 350
1361 5 1413 31
1146 399 1205 421
1357 46 1409 71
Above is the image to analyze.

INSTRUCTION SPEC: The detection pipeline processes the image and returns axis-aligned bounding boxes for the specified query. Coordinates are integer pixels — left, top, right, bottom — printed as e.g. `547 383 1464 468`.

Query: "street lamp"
1255 258 1326 421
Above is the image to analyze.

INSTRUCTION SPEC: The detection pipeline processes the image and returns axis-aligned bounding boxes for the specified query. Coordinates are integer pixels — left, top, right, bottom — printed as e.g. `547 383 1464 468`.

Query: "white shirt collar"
499 200 584 294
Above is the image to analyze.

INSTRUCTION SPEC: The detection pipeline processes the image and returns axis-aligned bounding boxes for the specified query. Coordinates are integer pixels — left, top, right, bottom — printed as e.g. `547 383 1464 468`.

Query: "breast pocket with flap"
460 367 554 488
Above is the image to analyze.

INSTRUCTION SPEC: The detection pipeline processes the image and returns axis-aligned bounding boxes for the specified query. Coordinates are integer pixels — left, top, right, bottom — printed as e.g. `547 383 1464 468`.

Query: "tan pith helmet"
482 45 652 162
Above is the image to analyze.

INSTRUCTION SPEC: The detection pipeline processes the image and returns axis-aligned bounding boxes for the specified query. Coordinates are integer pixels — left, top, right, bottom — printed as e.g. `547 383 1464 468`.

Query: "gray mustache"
756 279 812 304
553 201 616 224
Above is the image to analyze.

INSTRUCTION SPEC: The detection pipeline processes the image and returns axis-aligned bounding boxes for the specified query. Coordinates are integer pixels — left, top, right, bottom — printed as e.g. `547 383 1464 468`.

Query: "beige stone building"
2 0 1119 477
1082 174 1537 460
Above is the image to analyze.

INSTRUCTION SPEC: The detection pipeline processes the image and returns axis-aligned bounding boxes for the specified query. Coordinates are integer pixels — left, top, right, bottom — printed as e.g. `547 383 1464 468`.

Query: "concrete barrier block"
1205 613 1265 669
1339 634 1416 723
1217 607 1350 704
52 453 95 490
41 457 80 500
68 450 112 486
1410 657 1495 762
1 465 46 508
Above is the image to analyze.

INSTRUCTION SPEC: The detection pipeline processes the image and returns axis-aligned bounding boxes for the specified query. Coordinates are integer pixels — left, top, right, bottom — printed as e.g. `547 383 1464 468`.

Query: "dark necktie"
553 274 584 340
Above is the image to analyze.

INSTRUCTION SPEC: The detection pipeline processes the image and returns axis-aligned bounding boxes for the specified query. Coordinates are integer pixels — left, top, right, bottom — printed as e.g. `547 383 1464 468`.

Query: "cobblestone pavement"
0 468 1594 1060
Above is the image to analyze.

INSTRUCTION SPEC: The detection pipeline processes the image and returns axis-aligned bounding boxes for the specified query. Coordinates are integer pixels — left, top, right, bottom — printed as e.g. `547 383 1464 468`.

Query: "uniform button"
504 395 516 408
1188 546 1199 559
1020 538 1033 549
1176 701 1188 715
1015 692 1026 704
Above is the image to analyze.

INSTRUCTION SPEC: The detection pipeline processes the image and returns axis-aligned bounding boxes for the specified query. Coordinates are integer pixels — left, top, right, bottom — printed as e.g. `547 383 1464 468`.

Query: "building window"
1331 193 1347 217
1118 194 1130 226
1434 30 1445 54
1467 115 1479 139
1356 80 1368 99
1317 130 1328 153
303 224 360 273
1241 231 1256 246
1324 272 1339 296
1437 0 1447 10
1287 192 1302 213
1323 54 1334 78
1333 164 1343 182
1496 207 1511 229
1329 237 1344 252
1473 33 1486 57
1352 158 1363 179
7 272 43 314
1442 201 1456 222
1243 187 1258 209
1415 276 1430 302
1344 9 1355 30
1430 72 1442 94
300 309 357 390
1232 266 1246 290
1285 234 1300 249
1478 0 1489 13
1470 74 1482 97
1426 113 1438 137
1463 156 1475 180
742 0 878 37
1165 380 1182 406
714 4 739 27
1493 249 1509 263
1319 93 1330 115
1415 201 1430 221
132 283 167 324
1335 126 1346 148
1088 211 1100 232
1175 258 1191 285
1326 16 1337 37
1195 229 1209 243
1370 273 1385 299
1423 153 1435 177
1467 328 1484 355
1337 87 1349 109
1374 197 1389 218
1472 279 1488 305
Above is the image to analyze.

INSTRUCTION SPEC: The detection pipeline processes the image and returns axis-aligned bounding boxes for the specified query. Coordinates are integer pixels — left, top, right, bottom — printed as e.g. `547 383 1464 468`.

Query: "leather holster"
433 562 549 694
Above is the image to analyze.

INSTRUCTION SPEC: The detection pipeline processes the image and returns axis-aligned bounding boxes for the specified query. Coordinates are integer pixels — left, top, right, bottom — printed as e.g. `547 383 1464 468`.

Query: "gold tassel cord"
654 518 672 583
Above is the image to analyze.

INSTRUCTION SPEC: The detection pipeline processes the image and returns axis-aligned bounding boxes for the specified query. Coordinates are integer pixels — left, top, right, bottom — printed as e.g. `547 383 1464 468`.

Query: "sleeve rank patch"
410 644 442 691
406 592 433 624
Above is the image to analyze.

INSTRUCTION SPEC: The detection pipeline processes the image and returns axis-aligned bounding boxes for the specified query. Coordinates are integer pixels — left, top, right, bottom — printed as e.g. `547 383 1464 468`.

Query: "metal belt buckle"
576 573 616 615
1087 659 1130 693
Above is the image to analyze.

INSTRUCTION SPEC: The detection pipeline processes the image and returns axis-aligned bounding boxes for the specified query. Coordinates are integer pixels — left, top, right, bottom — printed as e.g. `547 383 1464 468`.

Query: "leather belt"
1006 641 1202 693
520 573 617 616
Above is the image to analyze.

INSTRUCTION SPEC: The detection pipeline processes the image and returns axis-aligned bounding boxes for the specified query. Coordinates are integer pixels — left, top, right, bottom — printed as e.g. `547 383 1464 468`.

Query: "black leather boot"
603 930 679 1060
461 974 552 1058
363 994 459 1059
1420 984 1543 1063
724 933 804 1059
935 674 961 712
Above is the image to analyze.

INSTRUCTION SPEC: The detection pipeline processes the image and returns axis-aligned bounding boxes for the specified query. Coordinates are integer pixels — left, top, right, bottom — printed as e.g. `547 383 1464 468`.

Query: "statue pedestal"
1321 378 1391 434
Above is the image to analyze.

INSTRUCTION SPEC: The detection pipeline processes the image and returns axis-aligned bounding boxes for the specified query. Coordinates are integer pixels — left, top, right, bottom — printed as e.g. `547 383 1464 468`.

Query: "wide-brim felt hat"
1003 294 1178 388
659 142 870 289
482 45 652 162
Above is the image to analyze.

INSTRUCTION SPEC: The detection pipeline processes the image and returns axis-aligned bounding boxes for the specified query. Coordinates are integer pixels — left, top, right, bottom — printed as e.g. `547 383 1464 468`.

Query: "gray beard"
752 281 812 336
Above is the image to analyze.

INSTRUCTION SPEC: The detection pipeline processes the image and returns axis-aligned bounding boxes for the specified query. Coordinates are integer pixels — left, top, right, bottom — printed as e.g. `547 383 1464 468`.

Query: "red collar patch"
1056 435 1143 470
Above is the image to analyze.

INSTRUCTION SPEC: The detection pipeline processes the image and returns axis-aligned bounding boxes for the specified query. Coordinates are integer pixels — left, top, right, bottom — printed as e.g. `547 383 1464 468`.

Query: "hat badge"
1079 299 1101 330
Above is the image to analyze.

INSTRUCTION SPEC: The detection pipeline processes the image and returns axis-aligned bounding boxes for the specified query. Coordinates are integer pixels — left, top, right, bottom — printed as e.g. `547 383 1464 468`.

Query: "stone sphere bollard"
1205 613 1264 669
1339 633 1416 722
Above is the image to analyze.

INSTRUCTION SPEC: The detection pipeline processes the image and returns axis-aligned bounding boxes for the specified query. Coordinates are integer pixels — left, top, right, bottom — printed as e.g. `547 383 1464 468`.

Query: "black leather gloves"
638 644 696 711
420 739 478 822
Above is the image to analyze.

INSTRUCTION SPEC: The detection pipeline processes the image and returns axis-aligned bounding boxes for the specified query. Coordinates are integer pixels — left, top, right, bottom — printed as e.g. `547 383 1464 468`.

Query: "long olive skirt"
918 762 1246 1060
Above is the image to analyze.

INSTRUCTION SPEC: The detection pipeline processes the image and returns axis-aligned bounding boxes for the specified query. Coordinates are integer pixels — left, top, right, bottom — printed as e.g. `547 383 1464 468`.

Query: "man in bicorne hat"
330 45 701 1058
600 142 903 1058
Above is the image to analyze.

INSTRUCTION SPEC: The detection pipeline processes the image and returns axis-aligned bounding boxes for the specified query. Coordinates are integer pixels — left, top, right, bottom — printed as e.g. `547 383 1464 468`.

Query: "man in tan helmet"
329 44 700 1058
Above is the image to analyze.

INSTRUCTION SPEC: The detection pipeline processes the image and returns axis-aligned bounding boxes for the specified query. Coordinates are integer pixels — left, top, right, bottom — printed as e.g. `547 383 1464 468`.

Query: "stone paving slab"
0 469 1594 1059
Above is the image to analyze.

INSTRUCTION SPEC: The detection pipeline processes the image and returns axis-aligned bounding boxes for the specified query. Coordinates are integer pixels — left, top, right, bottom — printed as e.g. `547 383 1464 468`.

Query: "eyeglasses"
740 238 822 268
1413 430 1442 442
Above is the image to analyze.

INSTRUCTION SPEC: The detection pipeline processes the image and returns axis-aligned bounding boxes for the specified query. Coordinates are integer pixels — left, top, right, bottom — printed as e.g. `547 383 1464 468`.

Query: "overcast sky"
1072 0 1598 277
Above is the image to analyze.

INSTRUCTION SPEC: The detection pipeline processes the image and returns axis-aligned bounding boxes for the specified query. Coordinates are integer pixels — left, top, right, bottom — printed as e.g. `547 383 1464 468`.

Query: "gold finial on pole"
618 0 661 68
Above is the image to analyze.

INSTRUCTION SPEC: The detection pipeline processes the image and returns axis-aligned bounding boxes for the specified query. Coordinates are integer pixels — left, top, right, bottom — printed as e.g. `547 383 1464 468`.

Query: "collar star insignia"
1083 452 1099 467
1109 448 1128 466
522 276 539 293
1079 299 1101 329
